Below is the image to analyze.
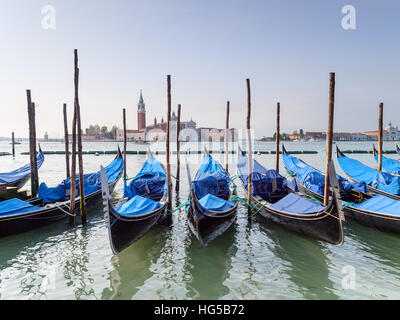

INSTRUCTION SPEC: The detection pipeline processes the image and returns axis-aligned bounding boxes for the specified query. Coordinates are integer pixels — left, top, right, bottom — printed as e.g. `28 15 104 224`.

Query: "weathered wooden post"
69 103 77 226
74 49 86 224
378 102 384 171
275 102 280 172
63 103 70 178
27 90 38 196
123 108 127 180
225 101 230 172
324 72 335 206
166 75 172 213
11 132 15 157
246 79 253 218
175 104 181 192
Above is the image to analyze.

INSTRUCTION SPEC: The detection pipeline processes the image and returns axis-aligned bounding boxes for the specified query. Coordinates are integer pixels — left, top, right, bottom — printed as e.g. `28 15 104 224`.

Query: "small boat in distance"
101 149 168 254
186 147 238 246
0 146 45 189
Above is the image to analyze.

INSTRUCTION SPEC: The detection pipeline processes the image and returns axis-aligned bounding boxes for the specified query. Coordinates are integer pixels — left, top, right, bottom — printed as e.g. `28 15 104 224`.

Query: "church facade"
116 91 238 142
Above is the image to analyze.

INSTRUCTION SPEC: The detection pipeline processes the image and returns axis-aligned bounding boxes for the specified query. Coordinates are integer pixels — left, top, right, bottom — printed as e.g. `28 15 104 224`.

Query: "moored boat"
0 146 45 190
0 149 123 237
101 150 168 254
186 148 238 246
237 146 344 245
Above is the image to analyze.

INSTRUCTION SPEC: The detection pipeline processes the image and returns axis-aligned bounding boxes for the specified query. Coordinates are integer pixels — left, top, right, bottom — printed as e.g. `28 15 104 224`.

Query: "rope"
230 174 240 181
53 203 76 217
166 200 190 215
342 202 355 209
110 215 120 228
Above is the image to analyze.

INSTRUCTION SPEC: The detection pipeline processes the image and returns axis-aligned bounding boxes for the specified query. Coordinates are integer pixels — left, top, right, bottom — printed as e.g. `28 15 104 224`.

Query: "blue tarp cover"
237 153 293 199
269 193 326 214
198 194 234 212
124 155 167 199
39 156 124 203
353 194 400 216
283 153 366 195
374 155 400 175
0 198 43 217
0 151 44 184
115 195 161 216
193 155 230 199
338 154 400 195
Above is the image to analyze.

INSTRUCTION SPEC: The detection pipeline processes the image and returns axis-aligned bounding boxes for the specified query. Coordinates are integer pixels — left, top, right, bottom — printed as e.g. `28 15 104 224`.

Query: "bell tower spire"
137 90 146 130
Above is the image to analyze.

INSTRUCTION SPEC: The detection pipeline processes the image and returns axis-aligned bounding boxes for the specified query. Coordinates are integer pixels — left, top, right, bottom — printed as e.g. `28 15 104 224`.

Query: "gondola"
336 146 400 200
396 143 400 155
0 146 45 189
101 149 168 254
237 146 344 245
0 148 123 238
186 147 238 246
282 144 368 203
372 144 400 175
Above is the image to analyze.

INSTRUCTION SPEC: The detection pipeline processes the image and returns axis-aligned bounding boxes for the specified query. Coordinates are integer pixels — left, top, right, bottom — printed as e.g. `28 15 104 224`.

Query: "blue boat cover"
283 153 366 195
115 195 161 216
338 154 400 195
352 194 400 216
193 155 231 199
198 194 234 212
237 152 295 199
0 198 43 217
269 193 326 214
38 156 124 203
0 151 44 184
123 155 167 199
374 154 400 175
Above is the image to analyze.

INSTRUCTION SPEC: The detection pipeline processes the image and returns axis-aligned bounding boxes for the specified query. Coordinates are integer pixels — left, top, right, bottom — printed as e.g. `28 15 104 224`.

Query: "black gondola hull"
0 179 119 238
187 190 238 247
254 196 343 245
344 206 400 235
106 202 167 254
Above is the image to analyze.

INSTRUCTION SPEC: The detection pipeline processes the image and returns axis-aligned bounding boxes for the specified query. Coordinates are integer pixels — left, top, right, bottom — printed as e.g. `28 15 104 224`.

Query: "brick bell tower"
137 90 146 130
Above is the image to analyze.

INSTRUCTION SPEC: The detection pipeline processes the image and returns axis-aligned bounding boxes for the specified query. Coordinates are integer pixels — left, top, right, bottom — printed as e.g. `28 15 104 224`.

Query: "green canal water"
1 140 400 300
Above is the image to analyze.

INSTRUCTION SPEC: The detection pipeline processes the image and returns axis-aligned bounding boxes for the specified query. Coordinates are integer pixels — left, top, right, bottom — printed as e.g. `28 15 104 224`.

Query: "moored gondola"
372 144 400 175
237 146 344 245
336 145 400 200
0 148 123 237
396 143 400 155
101 150 168 254
186 148 238 246
0 146 45 190
282 144 368 203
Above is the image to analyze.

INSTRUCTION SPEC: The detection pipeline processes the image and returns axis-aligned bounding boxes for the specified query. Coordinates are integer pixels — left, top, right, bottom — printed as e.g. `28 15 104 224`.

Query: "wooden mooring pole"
166 75 172 212
74 49 86 224
27 90 38 196
69 101 77 226
63 103 70 178
246 79 253 218
225 101 230 172
324 72 335 206
11 132 15 157
275 102 280 172
175 104 181 192
378 102 384 171
123 108 127 180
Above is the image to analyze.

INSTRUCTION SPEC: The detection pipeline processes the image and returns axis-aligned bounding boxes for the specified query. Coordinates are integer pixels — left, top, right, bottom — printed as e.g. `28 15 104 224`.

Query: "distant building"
44 132 49 141
383 122 400 140
116 91 238 142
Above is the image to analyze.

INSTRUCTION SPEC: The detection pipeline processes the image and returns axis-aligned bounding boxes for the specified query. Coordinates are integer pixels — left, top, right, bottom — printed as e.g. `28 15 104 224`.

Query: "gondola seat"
0 198 44 217
269 193 326 214
116 195 162 217
352 194 400 216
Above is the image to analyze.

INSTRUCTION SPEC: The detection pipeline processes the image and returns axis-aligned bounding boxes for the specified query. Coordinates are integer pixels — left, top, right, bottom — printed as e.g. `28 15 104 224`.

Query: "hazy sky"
0 0 399 139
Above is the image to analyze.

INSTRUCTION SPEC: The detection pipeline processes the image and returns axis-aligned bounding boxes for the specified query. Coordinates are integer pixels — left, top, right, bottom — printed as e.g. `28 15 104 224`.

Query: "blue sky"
0 0 399 139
